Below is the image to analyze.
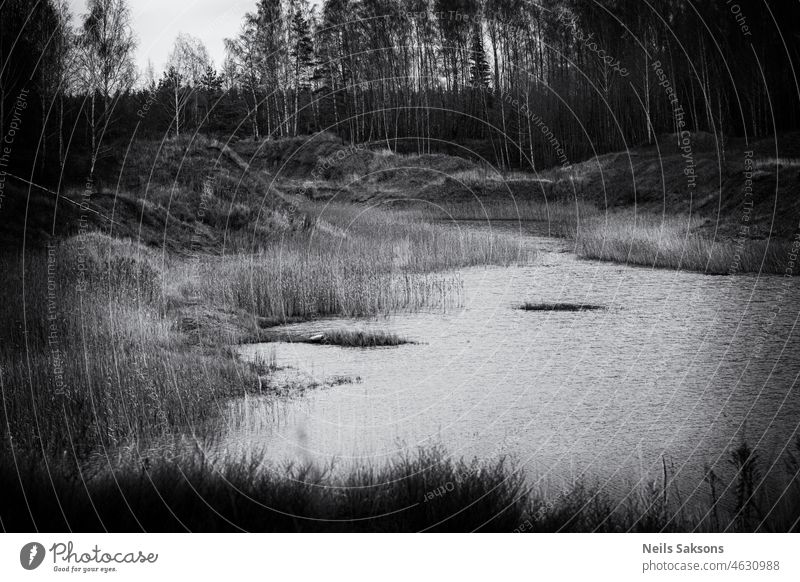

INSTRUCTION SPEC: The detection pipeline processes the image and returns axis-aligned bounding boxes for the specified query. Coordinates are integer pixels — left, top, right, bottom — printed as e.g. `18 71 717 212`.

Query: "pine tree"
198 65 222 129
290 4 314 133
313 0 350 137
469 23 491 89
247 0 284 137
291 9 314 82
200 65 223 95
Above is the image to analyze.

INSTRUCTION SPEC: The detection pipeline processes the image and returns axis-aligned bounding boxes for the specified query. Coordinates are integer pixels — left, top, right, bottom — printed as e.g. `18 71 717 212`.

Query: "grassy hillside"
230 131 798 240
269 131 798 274
1 135 303 252
8 131 795 264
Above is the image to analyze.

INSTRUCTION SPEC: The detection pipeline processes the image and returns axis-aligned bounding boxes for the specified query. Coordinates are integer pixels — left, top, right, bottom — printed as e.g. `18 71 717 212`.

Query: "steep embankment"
5 131 796 251
541 132 800 241
1 135 305 252
231 132 478 203
228 130 799 242
275 131 799 242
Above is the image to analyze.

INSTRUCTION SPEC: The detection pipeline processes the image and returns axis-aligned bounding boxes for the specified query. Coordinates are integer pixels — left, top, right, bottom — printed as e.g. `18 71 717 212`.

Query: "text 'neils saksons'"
643 543 724 554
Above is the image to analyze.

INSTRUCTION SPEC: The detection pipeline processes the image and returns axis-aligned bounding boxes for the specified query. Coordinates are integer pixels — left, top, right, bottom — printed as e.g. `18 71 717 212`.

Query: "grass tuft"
264 328 412 347
519 302 606 312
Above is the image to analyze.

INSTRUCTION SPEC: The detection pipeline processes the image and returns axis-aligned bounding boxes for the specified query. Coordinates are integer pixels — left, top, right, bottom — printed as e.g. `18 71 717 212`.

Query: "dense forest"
2 0 799 183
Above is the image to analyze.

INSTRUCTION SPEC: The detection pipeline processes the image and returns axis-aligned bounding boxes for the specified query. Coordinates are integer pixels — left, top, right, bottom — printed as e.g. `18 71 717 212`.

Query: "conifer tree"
290 4 314 134
469 23 490 90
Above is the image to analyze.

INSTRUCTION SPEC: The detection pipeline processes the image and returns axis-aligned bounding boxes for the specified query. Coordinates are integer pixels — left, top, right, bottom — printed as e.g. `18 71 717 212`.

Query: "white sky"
67 0 262 74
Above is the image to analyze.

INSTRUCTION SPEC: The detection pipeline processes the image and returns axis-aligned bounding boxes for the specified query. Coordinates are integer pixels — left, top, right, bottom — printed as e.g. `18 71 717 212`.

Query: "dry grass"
445 167 550 186
752 157 800 170
0 236 265 456
424 195 790 275
196 205 531 321
312 329 409 347
575 212 789 274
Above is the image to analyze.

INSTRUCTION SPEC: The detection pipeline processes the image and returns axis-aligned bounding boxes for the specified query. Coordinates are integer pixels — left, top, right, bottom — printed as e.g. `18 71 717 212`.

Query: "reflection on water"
228 234 799 505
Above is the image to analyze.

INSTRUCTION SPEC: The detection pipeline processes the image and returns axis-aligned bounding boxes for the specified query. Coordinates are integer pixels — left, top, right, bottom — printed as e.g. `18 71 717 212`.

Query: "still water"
232 234 799 502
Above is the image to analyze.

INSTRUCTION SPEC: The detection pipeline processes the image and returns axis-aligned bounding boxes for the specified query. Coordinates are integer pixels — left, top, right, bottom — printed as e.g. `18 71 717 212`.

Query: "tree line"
2 0 799 183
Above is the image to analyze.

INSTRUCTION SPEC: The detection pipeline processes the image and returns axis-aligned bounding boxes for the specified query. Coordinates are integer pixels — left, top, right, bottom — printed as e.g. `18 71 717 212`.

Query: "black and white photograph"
1 0 799 575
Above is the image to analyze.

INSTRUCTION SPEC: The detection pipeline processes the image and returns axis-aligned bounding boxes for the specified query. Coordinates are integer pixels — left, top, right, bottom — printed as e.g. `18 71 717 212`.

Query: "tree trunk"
90 91 97 174
174 86 180 137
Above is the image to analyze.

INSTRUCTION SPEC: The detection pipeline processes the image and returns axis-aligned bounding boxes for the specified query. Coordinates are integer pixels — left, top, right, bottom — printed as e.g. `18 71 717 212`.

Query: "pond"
231 233 799 507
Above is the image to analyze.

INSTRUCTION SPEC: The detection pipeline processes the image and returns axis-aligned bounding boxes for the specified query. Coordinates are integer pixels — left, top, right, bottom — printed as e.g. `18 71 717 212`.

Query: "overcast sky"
67 0 261 74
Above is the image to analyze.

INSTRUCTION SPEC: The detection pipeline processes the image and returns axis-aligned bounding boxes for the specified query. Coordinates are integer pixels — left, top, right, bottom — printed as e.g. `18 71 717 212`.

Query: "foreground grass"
1 439 797 532
0 446 527 532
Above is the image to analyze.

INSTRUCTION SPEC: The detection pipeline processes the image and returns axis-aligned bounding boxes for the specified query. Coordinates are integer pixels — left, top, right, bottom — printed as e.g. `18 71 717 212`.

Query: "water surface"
231 233 800 505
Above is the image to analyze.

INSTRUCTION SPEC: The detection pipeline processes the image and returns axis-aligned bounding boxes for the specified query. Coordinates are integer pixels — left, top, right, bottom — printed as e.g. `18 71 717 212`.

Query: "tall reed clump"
199 205 531 321
0 233 263 457
575 212 789 274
